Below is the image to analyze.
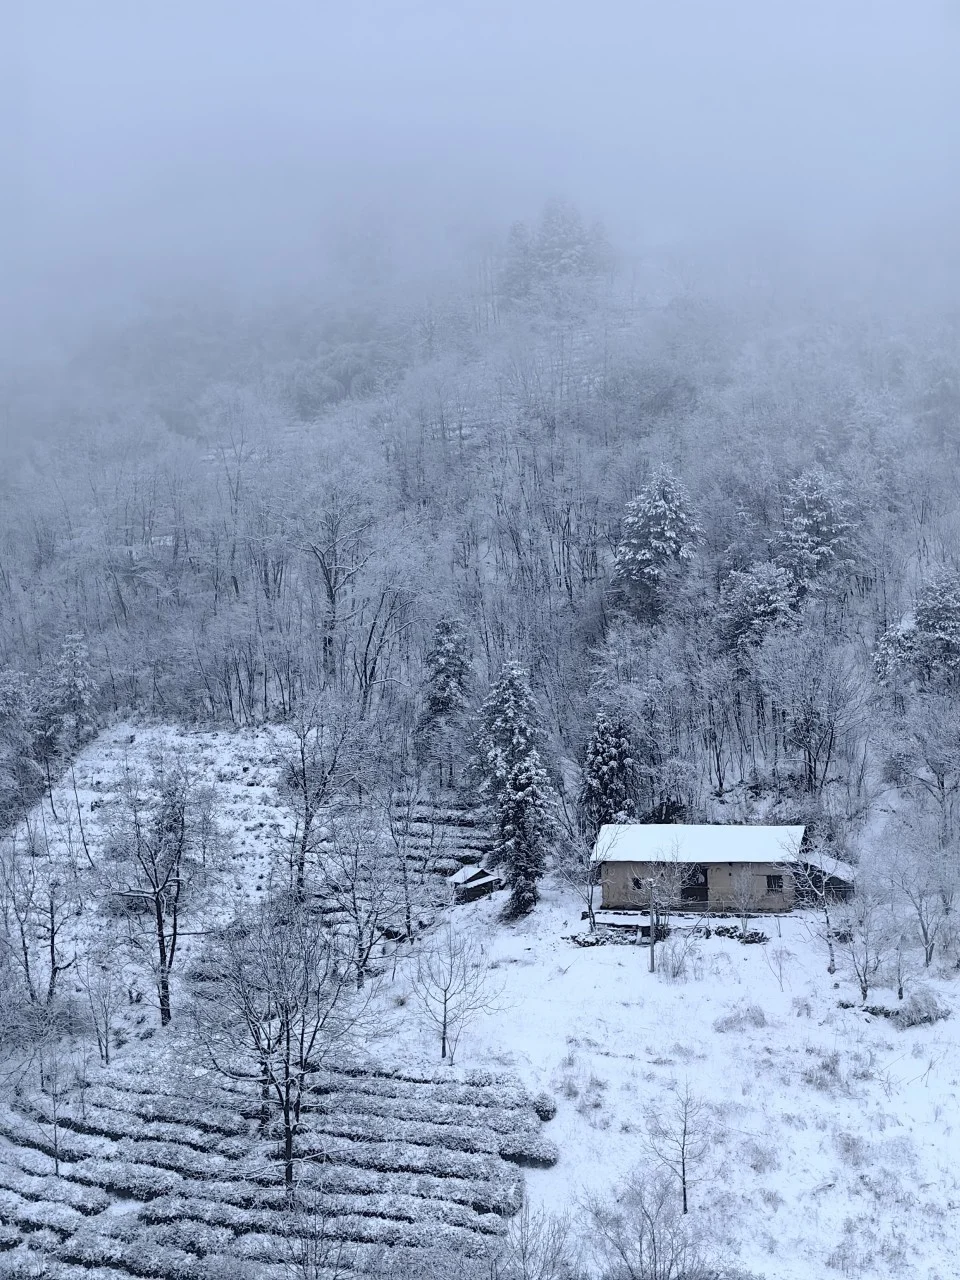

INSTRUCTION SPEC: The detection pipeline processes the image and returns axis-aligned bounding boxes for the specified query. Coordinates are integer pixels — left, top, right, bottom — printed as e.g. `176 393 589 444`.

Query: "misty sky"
6 0 960 320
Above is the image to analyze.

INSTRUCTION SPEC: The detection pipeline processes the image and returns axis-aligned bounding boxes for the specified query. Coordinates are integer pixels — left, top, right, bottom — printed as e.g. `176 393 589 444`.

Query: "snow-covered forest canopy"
3 199 960 846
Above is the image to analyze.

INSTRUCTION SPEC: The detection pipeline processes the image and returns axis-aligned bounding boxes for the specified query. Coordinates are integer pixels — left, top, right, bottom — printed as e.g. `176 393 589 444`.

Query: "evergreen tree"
422 618 471 721
719 561 799 652
52 634 96 750
496 751 554 918
613 469 701 615
579 711 637 838
474 663 544 804
776 467 856 588
876 568 960 693
500 199 612 301
415 618 473 788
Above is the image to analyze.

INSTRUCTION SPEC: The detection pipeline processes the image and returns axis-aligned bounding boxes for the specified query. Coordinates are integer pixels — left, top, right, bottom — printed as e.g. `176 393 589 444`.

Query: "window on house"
766 874 784 894
632 876 643 891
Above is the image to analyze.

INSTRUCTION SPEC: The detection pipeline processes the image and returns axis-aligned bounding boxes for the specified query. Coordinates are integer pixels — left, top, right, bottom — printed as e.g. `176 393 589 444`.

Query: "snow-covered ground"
430 886 960 1280
9 724 960 1279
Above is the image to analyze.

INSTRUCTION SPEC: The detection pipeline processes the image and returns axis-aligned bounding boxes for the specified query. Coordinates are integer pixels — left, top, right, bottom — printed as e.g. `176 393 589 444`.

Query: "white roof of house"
591 824 806 866
446 865 499 886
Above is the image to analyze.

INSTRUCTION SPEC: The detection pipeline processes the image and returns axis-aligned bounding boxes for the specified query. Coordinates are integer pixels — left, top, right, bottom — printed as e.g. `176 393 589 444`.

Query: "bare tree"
410 924 499 1063
584 1169 715 1280
300 468 380 684
879 812 956 967
638 853 690 975
792 851 848 975
101 758 222 1026
280 694 363 898
836 890 890 1003
729 865 754 935
282 1187 357 1280
324 809 403 989
29 1034 80 1177
491 1201 581 1280
384 779 448 942
192 897 368 1192
0 824 81 1010
642 1080 712 1215
553 796 602 933
757 632 865 795
78 934 125 1065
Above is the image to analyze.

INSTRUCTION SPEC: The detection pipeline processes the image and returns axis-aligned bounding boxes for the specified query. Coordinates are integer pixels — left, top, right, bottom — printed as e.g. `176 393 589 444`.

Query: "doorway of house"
681 864 708 906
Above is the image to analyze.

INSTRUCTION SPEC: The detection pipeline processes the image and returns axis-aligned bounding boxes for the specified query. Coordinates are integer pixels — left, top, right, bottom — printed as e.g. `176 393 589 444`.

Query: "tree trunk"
155 899 172 1026
158 966 172 1027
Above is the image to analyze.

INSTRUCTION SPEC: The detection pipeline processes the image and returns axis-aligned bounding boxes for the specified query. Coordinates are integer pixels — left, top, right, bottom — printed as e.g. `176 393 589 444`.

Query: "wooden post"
648 879 656 973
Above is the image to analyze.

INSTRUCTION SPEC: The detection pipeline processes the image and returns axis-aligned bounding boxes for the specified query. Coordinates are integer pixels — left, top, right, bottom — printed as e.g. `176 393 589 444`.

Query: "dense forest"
4 203 960 851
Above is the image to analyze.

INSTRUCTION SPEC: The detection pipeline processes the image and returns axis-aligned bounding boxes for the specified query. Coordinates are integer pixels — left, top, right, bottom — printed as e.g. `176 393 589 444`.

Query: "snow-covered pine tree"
474 663 545 805
496 750 554 918
875 567 960 694
579 711 637 838
613 469 701 616
53 634 96 750
718 561 799 652
415 618 472 787
776 467 856 589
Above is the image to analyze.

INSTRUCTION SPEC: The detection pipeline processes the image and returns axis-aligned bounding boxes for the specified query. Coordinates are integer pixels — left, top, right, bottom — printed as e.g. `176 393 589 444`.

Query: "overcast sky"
5 0 960 329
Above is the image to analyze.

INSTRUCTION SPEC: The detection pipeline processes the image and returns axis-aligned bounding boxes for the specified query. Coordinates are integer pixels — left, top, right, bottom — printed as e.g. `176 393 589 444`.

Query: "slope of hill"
448 888 959 1280
2 725 959 1278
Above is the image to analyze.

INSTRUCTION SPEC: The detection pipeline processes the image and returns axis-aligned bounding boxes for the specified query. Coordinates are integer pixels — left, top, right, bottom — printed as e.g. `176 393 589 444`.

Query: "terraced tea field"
0 1052 557 1278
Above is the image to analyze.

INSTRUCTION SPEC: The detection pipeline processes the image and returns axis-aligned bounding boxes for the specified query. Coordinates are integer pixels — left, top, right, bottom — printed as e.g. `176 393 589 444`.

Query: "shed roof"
446 865 499 886
797 852 858 885
591 824 806 866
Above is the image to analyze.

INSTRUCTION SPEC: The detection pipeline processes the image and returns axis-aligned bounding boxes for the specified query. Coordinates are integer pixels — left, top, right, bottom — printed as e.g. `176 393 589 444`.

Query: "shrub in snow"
498 1134 559 1167
800 1050 844 1091
0 1166 110 1216
712 1003 766 1033
12 1196 84 1236
294 1161 520 1216
60 1229 205 1280
893 987 950 1029
0 1226 19 1253
297 1106 556 1166
292 1133 501 1182
834 1130 870 1168
658 935 703 982
743 1139 779 1175
309 1087 540 1136
531 1091 556 1122
70 1157 184 1199
148 1220 236 1255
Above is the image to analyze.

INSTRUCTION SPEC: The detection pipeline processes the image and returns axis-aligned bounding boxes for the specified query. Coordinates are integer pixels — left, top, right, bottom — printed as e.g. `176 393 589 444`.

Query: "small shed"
591 824 809 913
447 864 502 903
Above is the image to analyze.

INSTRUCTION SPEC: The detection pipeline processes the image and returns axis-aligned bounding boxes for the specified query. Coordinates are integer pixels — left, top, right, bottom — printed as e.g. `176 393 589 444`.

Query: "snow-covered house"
590 823 852 913
446 864 502 903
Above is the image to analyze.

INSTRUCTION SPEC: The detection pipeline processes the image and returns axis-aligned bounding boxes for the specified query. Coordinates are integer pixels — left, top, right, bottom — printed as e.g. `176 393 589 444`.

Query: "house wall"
599 861 796 912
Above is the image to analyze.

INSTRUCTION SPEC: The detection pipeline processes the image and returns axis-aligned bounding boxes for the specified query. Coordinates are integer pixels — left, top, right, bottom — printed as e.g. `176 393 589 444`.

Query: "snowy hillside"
451 889 960 1280
1 726 958 1278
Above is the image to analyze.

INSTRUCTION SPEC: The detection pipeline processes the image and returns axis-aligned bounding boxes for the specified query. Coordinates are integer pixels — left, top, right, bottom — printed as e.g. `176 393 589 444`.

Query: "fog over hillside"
3 5 960 1279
